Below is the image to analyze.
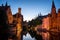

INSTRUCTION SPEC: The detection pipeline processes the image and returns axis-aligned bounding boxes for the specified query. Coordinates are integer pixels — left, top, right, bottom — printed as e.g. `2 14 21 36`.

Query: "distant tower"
2 4 3 6
5 2 8 6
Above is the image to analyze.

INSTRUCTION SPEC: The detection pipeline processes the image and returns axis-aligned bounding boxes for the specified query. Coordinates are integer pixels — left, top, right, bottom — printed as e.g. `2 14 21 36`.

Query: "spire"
51 0 56 12
52 0 55 8
51 0 56 17
5 2 8 6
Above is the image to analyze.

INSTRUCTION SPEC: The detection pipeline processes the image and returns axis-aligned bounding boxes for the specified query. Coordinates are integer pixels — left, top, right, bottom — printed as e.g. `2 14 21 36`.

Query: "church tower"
51 0 57 27
13 8 23 40
51 0 56 17
17 8 23 40
49 0 59 40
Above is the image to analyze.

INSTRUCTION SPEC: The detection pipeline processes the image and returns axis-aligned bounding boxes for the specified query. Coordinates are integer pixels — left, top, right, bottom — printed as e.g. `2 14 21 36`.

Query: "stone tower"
16 8 23 40
13 8 23 40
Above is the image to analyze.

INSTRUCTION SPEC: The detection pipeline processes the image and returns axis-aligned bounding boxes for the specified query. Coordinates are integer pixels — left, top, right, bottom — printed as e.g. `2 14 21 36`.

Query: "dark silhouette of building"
0 2 11 40
0 2 23 40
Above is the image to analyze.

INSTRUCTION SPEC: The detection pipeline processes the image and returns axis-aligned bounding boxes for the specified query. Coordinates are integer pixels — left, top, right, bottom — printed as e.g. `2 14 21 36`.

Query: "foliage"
28 14 43 27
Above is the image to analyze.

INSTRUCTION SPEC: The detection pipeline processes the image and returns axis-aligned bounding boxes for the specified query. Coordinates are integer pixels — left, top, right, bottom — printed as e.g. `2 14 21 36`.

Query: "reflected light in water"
23 33 35 40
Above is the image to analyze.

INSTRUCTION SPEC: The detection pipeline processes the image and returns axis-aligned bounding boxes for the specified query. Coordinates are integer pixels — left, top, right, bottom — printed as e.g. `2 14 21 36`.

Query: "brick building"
42 0 60 40
0 2 23 40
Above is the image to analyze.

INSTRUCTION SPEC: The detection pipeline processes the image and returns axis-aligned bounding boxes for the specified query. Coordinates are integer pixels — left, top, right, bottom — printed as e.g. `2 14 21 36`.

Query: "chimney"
18 8 21 14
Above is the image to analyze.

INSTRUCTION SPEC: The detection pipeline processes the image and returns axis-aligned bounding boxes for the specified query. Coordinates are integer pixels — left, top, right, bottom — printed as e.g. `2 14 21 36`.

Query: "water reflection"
23 33 35 40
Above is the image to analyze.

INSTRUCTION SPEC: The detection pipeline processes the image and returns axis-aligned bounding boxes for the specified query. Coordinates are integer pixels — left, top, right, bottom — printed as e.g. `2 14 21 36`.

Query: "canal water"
23 33 35 40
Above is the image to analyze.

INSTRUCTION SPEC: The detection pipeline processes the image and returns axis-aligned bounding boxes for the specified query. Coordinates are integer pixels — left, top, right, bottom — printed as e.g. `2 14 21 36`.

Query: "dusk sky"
0 0 60 21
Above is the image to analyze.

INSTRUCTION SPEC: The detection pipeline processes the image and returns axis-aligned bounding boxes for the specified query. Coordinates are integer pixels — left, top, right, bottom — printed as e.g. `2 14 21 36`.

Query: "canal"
23 33 35 40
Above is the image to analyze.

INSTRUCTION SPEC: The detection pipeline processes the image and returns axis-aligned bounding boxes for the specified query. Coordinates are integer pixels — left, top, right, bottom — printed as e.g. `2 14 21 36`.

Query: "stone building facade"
42 16 50 40
42 0 60 40
0 2 23 40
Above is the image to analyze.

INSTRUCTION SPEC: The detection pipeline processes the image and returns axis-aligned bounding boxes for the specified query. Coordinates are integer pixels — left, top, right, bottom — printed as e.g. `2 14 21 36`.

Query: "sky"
0 0 60 21
23 33 35 40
